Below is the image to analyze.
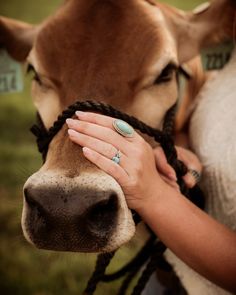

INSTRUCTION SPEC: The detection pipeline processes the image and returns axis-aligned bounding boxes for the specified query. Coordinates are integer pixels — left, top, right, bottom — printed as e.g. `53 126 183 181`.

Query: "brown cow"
0 0 235 253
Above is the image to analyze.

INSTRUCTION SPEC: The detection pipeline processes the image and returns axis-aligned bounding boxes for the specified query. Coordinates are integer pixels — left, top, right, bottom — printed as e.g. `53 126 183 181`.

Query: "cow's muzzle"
22 172 135 252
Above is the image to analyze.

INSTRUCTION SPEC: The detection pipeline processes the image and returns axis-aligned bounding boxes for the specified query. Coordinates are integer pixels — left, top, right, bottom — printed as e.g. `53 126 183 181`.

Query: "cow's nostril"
86 193 119 234
22 187 122 251
24 188 47 220
24 188 37 208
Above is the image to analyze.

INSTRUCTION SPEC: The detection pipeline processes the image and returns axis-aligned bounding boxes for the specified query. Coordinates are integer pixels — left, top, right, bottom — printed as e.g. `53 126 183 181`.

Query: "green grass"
0 0 204 294
160 0 205 10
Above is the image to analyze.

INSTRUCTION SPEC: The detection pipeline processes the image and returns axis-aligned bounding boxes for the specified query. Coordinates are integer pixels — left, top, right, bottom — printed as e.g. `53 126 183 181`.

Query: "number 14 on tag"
0 50 24 94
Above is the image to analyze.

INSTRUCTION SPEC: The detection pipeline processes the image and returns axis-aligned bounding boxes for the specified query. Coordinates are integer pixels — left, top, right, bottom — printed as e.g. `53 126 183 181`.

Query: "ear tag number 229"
201 41 235 71
0 49 24 94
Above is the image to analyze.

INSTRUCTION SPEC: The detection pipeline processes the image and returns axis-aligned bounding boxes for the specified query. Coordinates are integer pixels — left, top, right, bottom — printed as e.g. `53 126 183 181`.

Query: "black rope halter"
31 100 185 175
30 99 204 295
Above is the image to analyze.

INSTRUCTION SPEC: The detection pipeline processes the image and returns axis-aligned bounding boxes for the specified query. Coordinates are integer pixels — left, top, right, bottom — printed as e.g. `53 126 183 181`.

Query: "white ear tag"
201 41 235 71
0 49 24 94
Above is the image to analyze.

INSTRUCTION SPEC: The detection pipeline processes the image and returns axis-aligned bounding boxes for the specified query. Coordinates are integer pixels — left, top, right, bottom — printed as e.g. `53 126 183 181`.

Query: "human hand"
66 112 174 213
154 146 203 188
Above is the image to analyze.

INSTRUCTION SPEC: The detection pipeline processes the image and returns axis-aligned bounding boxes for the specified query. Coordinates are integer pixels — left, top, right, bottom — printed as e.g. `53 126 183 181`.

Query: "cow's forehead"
30 0 176 105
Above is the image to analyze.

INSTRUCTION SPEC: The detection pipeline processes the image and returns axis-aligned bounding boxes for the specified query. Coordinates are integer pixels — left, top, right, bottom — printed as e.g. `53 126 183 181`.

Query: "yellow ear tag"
0 49 24 94
193 2 211 15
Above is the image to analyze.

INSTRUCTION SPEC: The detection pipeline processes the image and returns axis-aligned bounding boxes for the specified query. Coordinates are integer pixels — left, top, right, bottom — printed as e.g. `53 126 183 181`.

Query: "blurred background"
0 0 204 294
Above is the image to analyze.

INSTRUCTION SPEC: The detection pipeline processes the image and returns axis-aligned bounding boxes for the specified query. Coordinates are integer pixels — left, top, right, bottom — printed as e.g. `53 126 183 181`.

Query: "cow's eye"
27 64 43 86
154 63 177 84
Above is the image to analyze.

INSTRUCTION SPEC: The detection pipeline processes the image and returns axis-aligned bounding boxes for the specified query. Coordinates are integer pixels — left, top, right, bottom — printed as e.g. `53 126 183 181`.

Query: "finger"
82 147 128 184
66 118 133 155
76 111 115 127
176 146 203 173
68 129 131 171
154 147 177 181
160 174 180 192
183 173 198 189
75 111 143 142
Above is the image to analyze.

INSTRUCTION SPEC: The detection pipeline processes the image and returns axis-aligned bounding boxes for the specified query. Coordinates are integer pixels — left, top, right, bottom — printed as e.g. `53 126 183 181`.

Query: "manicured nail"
66 118 75 126
68 129 78 136
82 147 91 154
76 111 85 117
168 172 177 182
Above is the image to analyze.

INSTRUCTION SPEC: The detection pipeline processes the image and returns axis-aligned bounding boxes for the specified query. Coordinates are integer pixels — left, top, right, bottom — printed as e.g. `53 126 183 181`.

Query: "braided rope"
162 104 177 136
101 235 156 283
117 269 140 295
31 100 164 150
131 243 167 295
31 100 187 180
117 239 171 295
83 252 116 295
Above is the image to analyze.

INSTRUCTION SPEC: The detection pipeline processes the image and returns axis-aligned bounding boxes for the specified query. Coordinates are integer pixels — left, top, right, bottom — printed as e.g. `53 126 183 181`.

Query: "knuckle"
134 147 142 158
109 163 119 175
132 145 146 160
86 136 94 146
105 144 115 156
133 163 143 178
107 128 115 138
130 146 140 157
191 153 199 163
91 114 100 124
154 146 163 156
195 160 203 172
78 121 88 132
135 150 144 162
129 177 139 188
92 152 100 162
177 146 203 173
139 137 148 148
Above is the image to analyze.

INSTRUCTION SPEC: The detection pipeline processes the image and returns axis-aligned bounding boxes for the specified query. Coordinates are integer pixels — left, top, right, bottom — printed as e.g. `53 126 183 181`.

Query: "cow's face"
1 0 235 252
24 0 178 252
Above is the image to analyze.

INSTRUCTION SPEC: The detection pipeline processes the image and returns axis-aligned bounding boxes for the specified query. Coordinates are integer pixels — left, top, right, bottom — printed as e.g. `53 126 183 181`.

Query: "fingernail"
82 147 91 154
168 172 177 182
66 118 75 126
76 111 85 117
68 129 77 136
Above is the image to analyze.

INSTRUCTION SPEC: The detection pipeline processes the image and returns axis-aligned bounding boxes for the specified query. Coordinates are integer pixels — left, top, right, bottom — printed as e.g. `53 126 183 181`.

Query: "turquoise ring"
113 119 134 138
112 150 121 165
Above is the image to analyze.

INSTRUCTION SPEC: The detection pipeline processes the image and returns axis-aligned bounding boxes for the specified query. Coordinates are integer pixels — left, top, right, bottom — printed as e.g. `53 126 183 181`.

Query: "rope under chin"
31 100 204 295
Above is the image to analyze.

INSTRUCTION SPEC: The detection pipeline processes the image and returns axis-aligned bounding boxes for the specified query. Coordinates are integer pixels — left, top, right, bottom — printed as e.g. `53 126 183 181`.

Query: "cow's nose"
23 187 119 252
85 193 119 234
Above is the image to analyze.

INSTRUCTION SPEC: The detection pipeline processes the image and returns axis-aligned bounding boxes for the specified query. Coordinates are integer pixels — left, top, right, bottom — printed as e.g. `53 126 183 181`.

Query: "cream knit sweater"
165 49 236 295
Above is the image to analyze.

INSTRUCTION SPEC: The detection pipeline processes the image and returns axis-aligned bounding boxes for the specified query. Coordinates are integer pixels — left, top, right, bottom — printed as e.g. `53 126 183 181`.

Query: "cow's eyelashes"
154 63 177 84
27 64 43 85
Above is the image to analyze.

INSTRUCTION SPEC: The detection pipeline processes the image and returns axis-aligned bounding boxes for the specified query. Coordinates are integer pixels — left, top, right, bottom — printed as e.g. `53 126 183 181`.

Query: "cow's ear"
166 0 236 63
0 16 38 62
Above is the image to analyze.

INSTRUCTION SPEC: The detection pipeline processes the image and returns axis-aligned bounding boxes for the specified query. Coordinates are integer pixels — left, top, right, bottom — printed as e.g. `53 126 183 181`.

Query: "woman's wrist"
134 180 182 219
